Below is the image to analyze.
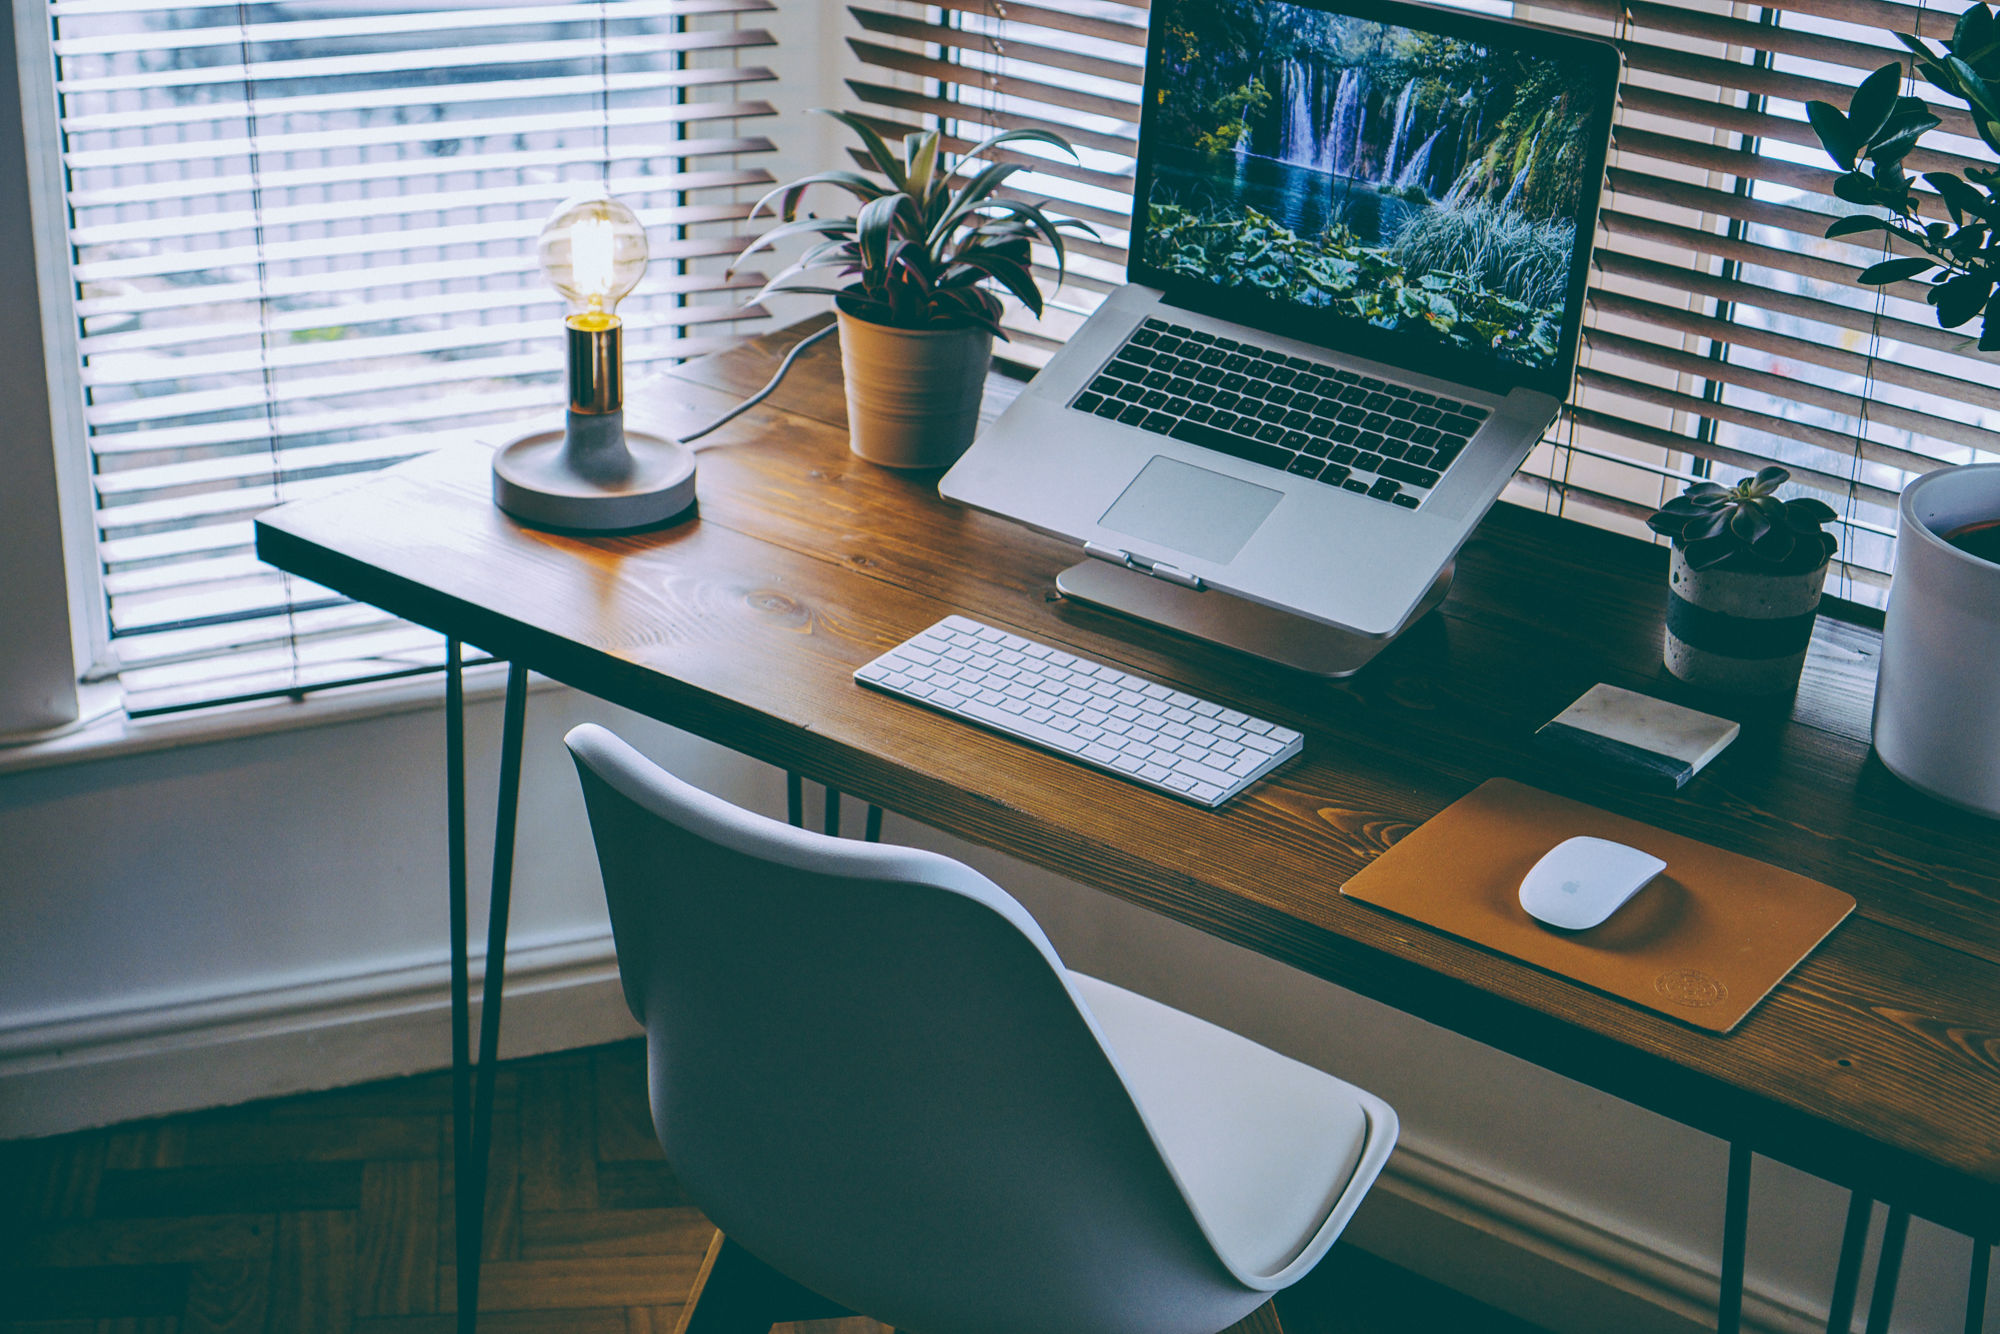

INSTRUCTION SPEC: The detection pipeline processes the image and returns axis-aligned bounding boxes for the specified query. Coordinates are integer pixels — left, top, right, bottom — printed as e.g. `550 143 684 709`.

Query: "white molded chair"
566 723 1397 1334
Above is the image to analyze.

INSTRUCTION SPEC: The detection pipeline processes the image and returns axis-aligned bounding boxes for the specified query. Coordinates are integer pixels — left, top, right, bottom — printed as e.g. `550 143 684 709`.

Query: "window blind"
46 0 777 714
845 0 2000 605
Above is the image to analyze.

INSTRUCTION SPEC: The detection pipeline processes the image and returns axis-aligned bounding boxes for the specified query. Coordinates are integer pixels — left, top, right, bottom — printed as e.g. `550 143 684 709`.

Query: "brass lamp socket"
566 314 622 415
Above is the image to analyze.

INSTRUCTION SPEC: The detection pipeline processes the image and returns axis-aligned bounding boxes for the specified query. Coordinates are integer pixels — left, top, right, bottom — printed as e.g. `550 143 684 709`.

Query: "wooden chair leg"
1219 1298 1287 1334
674 1230 856 1334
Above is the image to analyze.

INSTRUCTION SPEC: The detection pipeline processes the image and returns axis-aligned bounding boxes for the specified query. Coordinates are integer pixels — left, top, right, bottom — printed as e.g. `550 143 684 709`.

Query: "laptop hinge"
1082 541 1205 591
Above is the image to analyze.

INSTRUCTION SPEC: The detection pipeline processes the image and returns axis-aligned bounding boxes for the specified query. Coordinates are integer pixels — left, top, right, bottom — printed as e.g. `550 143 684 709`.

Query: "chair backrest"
565 725 1258 1334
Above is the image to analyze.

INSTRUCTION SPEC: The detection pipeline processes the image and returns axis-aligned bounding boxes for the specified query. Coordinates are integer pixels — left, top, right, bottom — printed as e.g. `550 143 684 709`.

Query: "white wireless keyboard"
854 616 1302 808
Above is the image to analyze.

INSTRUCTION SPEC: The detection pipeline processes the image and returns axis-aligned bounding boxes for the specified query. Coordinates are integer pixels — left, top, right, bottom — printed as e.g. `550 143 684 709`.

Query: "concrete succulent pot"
836 306 992 470
1664 546 1830 696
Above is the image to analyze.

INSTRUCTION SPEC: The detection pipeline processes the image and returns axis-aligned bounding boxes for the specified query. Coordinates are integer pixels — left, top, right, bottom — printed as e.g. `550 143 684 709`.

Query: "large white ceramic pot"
836 304 992 469
1873 463 2000 818
1663 545 1830 696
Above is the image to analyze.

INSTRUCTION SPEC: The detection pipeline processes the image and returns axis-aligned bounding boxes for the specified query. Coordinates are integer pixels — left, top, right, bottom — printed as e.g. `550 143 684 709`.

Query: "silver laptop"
942 0 1618 646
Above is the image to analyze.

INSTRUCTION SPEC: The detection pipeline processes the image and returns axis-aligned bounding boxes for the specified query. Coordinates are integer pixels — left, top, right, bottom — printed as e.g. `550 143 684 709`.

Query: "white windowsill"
0 660 565 779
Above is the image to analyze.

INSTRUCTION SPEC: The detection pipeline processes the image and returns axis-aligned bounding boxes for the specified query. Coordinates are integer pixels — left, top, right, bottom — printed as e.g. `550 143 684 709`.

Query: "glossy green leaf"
1857 254 1937 284
1807 99 1857 169
1935 273 1993 326
1849 63 1905 148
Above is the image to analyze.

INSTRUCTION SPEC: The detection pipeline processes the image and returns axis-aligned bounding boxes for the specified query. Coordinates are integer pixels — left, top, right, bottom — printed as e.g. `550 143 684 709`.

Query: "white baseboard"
0 931 639 1139
0 941 1829 1334
1354 1140 1826 1334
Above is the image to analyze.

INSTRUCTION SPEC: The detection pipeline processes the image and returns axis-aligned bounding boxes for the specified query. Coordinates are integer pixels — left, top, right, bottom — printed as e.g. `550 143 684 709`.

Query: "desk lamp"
492 194 697 531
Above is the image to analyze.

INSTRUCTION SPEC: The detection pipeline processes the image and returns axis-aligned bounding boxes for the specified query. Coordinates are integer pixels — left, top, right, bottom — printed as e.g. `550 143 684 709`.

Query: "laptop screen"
1129 0 1616 396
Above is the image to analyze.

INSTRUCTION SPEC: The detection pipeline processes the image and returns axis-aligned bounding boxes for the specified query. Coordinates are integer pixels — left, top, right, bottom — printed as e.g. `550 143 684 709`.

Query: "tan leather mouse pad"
1337 779 1855 1032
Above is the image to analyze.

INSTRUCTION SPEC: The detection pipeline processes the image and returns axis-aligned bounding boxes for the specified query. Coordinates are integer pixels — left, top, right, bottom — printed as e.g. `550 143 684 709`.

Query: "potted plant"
735 110 1093 469
1645 467 1840 696
1805 2 2000 811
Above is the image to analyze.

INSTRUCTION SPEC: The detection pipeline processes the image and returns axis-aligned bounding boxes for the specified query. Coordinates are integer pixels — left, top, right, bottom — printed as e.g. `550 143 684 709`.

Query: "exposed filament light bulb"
537 194 649 410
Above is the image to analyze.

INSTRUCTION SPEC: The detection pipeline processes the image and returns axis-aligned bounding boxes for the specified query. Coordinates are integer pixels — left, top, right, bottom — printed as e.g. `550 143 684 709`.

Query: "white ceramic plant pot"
1663 545 1829 696
836 306 992 470
1872 463 2000 818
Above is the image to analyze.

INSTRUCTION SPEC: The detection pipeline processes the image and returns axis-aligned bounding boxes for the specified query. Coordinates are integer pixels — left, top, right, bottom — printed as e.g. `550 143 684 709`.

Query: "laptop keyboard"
1068 317 1489 510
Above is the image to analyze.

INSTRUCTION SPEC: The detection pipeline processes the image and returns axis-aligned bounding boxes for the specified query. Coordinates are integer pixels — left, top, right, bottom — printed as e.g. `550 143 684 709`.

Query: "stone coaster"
1534 683 1739 791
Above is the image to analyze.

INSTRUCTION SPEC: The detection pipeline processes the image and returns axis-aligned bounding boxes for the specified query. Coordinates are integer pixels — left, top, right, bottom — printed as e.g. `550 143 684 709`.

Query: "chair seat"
1069 972 1374 1281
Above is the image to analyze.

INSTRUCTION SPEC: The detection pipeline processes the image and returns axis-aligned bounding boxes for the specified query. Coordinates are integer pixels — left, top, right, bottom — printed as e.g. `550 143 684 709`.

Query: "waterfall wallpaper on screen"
1141 0 1602 370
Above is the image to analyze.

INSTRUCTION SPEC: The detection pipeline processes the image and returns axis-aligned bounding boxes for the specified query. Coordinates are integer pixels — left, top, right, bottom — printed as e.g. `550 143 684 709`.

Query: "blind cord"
679 323 837 444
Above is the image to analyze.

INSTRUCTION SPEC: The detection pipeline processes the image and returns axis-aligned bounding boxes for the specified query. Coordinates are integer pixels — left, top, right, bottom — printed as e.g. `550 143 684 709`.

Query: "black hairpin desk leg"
1718 1142 1752 1334
784 772 882 842
446 650 529 1334
1826 1192 1874 1334
446 642 473 1328
1864 1208 1910 1334
1969 1238 1992 1334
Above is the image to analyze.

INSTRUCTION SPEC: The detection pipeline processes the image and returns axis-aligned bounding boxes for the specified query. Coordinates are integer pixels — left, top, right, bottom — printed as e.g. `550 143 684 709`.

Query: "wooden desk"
257 322 1999 1326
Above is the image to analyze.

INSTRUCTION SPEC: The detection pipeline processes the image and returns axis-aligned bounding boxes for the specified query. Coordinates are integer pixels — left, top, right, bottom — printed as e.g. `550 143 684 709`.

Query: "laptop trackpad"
1099 456 1283 566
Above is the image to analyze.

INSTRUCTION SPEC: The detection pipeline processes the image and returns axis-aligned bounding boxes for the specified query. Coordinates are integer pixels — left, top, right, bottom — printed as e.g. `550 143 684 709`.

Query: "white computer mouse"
1518 836 1667 931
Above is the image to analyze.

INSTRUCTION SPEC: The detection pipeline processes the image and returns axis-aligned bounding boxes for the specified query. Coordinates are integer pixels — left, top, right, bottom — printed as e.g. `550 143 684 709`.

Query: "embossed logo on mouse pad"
1654 968 1727 1008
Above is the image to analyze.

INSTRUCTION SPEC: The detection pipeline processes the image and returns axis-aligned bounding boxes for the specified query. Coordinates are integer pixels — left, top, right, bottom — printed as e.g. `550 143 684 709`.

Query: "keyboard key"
1075 392 1103 413
1380 459 1442 488
1318 463 1352 486
1143 412 1177 433
1355 452 1385 471
1393 494 1420 509
1369 478 1401 502
1331 445 1358 464
1169 419 1292 470
1287 456 1324 478
1342 478 1369 493
1118 404 1148 425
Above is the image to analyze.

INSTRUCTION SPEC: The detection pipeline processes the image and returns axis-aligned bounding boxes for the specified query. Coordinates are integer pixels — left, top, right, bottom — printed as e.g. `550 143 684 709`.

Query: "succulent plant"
733 109 1095 335
1646 467 1840 573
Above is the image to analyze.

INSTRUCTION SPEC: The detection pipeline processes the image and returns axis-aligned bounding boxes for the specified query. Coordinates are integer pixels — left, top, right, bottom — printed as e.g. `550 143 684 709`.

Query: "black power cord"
679 322 837 444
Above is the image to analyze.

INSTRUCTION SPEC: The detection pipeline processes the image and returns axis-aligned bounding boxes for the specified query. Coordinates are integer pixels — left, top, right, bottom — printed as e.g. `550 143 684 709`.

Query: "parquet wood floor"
1 1040 1546 1334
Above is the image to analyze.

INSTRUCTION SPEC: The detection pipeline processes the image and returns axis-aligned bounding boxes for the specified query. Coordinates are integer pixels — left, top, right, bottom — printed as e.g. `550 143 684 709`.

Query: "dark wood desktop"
256 319 1999 1330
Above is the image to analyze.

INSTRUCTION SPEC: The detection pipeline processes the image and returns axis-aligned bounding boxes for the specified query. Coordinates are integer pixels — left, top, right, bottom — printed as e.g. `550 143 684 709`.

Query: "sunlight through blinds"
845 0 2000 606
46 0 777 713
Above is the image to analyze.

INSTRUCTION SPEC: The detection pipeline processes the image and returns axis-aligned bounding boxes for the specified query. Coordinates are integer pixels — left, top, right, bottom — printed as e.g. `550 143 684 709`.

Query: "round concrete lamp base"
492 411 696 532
